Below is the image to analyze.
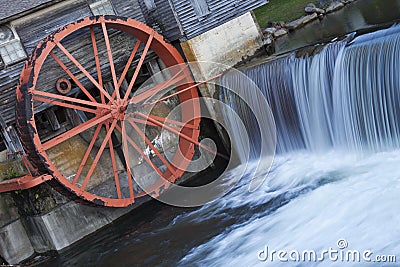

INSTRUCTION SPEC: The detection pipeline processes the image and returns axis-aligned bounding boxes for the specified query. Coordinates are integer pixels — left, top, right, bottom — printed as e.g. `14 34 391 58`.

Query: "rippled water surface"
275 0 400 54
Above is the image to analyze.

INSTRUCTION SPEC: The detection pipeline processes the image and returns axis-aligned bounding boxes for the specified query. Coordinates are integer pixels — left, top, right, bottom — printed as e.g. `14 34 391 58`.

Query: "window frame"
0 25 27 66
89 0 116 16
190 0 210 20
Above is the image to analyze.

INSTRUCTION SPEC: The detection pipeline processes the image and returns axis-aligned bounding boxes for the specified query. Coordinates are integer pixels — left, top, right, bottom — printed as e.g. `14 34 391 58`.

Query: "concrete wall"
21 201 138 251
180 12 263 82
0 219 34 265
0 193 33 265
0 189 140 264
0 168 200 264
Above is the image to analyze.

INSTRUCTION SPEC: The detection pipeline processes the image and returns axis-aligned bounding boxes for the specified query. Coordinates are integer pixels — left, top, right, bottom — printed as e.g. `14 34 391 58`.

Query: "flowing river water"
42 1 400 266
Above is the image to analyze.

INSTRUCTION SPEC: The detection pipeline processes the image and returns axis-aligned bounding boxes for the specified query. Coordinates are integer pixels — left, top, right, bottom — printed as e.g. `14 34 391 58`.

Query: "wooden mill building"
0 0 267 154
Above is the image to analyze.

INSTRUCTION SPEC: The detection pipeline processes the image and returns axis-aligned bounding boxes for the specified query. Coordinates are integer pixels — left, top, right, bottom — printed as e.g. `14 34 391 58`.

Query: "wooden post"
45 109 61 131
0 114 18 153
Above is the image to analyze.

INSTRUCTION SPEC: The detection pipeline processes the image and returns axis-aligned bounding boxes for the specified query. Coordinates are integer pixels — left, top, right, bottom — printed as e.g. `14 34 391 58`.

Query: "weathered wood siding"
0 0 55 22
0 61 25 124
171 0 268 40
15 1 92 54
112 0 145 22
138 0 182 42
155 0 182 41
138 0 163 36
0 0 92 124
0 0 153 125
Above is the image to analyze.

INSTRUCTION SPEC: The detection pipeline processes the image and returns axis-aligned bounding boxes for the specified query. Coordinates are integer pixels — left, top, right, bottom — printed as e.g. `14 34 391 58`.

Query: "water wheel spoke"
32 96 98 114
123 32 154 102
81 120 118 190
121 121 135 199
130 70 187 104
128 117 164 128
127 117 182 132
135 112 228 160
117 40 141 91
116 124 164 178
106 124 122 199
144 73 223 107
73 123 103 184
31 90 109 110
128 120 177 180
147 114 198 129
101 22 120 99
55 41 114 102
50 52 98 103
41 113 112 151
90 26 105 104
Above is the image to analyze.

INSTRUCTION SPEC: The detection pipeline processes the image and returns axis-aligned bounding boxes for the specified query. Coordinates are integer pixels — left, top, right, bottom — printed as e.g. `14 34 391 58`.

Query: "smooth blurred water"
222 25 400 157
179 150 400 266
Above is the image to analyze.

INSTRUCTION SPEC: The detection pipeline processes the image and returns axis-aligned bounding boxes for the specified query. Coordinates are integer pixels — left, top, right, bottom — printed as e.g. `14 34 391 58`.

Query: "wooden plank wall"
0 0 269 126
0 0 158 125
0 0 90 124
171 0 269 40
112 0 145 22
138 0 182 42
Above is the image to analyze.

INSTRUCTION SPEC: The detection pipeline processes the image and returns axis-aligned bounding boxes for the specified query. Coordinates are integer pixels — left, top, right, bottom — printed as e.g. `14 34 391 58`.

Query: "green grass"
254 0 319 28
5 167 22 180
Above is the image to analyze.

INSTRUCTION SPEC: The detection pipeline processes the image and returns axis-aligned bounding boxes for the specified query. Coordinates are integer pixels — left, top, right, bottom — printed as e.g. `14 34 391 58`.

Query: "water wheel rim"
16 16 201 207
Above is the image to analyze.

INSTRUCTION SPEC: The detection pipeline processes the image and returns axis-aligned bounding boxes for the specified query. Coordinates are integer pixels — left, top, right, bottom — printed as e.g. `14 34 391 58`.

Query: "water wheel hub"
110 99 128 120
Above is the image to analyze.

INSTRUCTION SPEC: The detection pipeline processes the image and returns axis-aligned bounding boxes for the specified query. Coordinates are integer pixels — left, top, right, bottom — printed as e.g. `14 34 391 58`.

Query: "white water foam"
178 150 400 266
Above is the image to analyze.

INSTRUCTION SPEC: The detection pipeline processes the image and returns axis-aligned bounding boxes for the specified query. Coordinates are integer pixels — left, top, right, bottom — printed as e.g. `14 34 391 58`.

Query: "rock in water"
286 13 319 30
274 29 288 37
305 3 316 13
305 2 326 14
305 6 314 13
263 36 273 45
326 1 345 13
305 3 316 12
263 27 276 35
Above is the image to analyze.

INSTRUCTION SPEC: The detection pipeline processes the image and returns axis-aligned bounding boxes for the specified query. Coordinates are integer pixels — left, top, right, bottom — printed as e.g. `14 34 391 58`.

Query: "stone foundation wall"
0 184 140 264
0 167 200 264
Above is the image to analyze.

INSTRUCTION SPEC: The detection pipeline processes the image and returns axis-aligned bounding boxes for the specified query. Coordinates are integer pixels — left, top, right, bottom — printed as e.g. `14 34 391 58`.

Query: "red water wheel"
16 16 203 207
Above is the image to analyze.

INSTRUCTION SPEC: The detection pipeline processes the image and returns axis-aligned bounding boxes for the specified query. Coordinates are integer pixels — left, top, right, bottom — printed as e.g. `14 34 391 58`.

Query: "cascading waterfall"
176 25 400 266
333 27 400 151
220 25 400 156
